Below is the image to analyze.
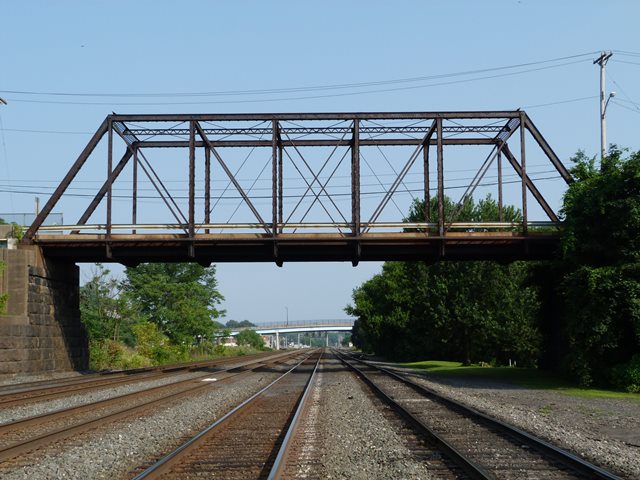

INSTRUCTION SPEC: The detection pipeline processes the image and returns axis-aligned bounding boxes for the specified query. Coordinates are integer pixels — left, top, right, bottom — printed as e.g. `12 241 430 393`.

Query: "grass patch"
399 360 640 401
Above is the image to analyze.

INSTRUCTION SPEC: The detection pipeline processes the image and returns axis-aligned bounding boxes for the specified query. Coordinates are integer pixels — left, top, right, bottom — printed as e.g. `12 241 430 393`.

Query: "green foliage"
80 264 143 345
10 223 24 241
236 329 265 349
348 194 540 366
562 148 640 265
341 334 352 347
132 321 188 364
611 354 640 393
556 148 640 388
122 263 225 345
81 262 227 370
88 339 151 371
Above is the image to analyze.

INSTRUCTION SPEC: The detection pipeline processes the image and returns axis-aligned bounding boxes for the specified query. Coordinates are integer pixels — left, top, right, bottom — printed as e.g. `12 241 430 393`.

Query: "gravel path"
0 358 301 479
382 363 640 479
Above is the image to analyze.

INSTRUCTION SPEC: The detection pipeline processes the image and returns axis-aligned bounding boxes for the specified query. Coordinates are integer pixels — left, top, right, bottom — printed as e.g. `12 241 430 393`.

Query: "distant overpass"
230 319 354 336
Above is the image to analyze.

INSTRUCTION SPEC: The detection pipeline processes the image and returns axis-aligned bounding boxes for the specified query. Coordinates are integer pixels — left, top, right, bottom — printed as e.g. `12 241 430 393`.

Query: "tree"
557 147 640 387
347 194 541 365
236 329 265 349
80 264 142 344
121 263 225 345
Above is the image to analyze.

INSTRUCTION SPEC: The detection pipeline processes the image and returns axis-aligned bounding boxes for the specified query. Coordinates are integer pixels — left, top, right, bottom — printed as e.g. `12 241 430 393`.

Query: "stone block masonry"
0 247 88 374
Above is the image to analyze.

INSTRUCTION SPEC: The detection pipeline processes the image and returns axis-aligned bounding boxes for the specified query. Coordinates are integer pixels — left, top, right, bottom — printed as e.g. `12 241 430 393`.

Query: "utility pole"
594 51 613 161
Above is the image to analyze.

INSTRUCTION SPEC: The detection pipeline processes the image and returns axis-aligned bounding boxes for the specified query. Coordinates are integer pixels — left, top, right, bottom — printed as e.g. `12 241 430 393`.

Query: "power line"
611 100 640 115
0 173 564 200
0 52 599 99
3 60 591 106
0 95 598 136
614 60 640 66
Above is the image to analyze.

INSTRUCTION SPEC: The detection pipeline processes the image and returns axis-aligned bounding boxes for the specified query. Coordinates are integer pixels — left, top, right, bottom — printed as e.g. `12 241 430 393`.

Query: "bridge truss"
25 111 572 265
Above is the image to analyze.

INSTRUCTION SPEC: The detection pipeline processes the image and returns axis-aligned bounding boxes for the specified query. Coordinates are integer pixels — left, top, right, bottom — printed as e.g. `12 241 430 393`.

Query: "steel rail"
266 351 323 479
0 351 304 464
340 351 623 480
335 351 493 480
0 350 284 404
132 350 322 480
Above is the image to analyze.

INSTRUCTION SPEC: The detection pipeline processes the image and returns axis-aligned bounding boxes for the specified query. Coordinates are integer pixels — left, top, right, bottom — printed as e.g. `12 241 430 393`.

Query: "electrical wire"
2 60 591 106
0 52 599 99
0 173 564 201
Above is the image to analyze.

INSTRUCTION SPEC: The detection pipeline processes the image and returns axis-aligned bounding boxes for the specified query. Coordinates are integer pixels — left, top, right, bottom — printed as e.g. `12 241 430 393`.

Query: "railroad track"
0 350 305 469
0 350 283 407
131 350 322 480
335 350 622 480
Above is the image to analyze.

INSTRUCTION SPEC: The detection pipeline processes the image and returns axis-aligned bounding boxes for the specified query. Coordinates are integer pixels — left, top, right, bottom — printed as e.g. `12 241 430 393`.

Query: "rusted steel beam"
24 118 109 240
73 149 134 234
523 113 573 184
502 144 559 223
110 111 522 122
519 112 528 235
106 120 113 238
204 148 211 234
272 120 278 237
124 125 506 137
134 138 497 148
194 122 269 233
436 118 445 238
351 120 360 236
497 150 503 222
424 140 430 223
277 141 283 234
132 148 138 234
366 121 437 229
188 121 196 239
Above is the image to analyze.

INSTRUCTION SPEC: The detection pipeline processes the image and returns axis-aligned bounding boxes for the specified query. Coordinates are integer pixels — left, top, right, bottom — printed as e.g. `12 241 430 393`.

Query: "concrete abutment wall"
0 246 88 374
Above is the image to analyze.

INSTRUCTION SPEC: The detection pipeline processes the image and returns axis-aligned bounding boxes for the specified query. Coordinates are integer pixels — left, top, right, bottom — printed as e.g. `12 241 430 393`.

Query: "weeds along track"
335 350 622 480
0 350 305 469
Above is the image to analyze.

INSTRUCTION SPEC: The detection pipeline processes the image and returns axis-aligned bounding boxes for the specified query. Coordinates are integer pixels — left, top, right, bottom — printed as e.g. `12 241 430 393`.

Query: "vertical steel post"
497 150 503 222
204 147 211 234
278 143 283 233
132 147 138 234
423 142 430 223
436 118 444 237
106 119 113 238
351 119 360 235
272 120 278 236
519 113 528 235
188 120 196 239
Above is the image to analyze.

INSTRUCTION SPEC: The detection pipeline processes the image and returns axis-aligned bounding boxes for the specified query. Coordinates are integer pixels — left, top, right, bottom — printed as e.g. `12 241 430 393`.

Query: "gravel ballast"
0 357 302 479
312 355 437 479
383 362 640 479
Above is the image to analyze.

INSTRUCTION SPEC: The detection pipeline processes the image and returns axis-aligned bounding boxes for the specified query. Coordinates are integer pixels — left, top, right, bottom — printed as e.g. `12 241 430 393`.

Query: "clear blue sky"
1 1 638 324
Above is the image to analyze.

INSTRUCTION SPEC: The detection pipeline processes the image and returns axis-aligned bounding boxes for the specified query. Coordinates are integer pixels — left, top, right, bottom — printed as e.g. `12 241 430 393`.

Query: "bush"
611 354 640 393
89 339 153 370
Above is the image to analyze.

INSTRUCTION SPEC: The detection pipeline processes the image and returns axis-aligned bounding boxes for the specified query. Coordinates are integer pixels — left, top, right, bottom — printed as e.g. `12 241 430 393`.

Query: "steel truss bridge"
24 111 572 265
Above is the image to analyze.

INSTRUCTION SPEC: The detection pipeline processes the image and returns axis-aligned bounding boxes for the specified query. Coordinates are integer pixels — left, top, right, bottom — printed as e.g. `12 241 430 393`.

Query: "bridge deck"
34 232 560 264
